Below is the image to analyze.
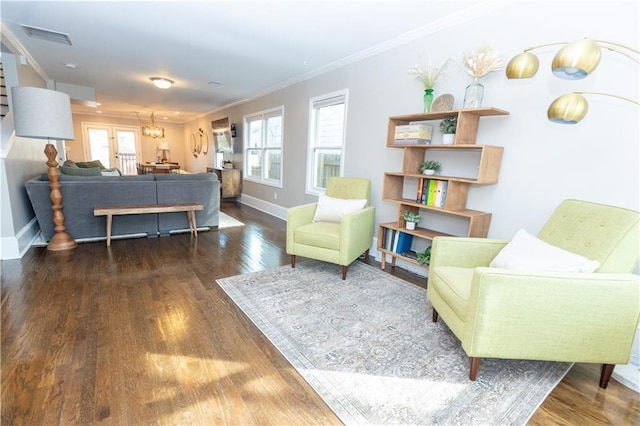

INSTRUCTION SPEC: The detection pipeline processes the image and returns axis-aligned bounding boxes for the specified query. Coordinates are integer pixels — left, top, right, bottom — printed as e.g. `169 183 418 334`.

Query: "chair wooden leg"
469 357 480 381
364 249 370 264
291 255 296 268
342 265 347 280
599 364 615 388
432 309 438 322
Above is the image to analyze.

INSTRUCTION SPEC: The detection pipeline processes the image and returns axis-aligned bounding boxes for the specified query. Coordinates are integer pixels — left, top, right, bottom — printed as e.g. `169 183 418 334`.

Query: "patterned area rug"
216 260 572 425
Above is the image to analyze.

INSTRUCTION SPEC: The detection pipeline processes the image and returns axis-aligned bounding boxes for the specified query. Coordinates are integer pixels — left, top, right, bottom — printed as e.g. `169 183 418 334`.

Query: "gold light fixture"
150 77 174 89
547 91 640 124
506 38 639 80
137 112 165 138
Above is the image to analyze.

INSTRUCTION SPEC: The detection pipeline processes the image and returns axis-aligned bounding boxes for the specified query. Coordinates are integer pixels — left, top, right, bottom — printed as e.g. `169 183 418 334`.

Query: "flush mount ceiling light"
150 77 174 89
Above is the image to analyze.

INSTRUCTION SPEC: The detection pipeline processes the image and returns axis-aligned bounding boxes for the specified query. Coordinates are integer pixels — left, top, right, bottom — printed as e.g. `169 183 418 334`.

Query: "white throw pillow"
101 168 121 176
489 229 600 273
312 193 367 223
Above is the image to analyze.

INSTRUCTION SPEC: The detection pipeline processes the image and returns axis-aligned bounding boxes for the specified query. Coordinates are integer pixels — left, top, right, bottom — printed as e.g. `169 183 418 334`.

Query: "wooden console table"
94 203 203 246
140 162 181 174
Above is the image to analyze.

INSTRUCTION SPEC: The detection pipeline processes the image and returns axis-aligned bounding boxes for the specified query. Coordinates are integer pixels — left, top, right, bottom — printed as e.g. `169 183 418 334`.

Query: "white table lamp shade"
11 86 75 140
157 141 170 151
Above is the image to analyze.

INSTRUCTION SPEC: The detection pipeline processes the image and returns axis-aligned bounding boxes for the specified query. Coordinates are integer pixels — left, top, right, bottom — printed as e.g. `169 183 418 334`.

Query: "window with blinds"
307 90 348 193
243 106 283 186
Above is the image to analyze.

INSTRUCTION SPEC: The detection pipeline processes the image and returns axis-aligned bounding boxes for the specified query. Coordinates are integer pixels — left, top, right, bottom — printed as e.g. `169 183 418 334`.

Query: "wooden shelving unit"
379 107 509 270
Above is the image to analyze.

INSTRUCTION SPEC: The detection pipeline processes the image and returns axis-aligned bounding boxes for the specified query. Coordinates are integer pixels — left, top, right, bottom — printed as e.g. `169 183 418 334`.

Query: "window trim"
306 89 349 195
242 106 284 188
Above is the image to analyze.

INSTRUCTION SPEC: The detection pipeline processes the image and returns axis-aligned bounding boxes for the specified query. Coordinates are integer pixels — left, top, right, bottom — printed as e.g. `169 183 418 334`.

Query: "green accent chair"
286 177 375 280
427 199 640 388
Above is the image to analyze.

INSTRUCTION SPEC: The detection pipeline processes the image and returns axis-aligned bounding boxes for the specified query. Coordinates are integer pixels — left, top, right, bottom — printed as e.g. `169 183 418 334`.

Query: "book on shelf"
391 231 399 252
395 232 414 254
435 180 448 208
385 227 395 251
421 179 430 204
416 179 425 203
426 180 438 206
393 138 430 145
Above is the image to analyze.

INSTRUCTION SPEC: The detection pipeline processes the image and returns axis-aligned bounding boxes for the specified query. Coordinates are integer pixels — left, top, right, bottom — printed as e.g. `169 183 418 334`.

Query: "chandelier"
137 112 165 138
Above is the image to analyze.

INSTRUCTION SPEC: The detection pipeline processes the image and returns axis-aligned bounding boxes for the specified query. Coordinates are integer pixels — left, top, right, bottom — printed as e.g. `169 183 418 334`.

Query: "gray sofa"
25 172 220 242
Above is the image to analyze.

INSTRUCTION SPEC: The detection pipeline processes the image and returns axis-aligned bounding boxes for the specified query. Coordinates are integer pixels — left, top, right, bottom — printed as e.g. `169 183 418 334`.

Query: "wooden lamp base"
44 144 77 251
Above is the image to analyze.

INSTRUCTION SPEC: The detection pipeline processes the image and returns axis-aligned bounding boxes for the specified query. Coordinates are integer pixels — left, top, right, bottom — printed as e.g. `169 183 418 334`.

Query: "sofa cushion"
154 173 218 181
101 168 122 176
294 222 341 250
59 165 102 176
76 160 106 169
490 229 600 273
56 173 155 182
430 266 474 320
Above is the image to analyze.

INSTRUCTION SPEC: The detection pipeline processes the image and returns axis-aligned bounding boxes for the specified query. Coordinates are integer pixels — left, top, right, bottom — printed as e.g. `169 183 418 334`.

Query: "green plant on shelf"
439 117 457 134
419 160 442 174
416 246 432 266
402 210 422 223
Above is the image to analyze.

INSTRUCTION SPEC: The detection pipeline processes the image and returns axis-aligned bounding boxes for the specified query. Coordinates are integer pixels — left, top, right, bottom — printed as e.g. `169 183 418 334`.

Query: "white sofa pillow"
490 229 600 273
312 193 367 223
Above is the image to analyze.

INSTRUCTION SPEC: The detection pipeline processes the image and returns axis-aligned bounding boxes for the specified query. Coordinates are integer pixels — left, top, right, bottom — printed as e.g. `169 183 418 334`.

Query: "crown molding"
198 0 511 119
0 22 50 84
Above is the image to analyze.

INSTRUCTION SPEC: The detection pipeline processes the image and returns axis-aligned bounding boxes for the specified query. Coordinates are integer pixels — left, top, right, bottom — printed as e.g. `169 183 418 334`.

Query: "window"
243 106 284 186
307 90 348 194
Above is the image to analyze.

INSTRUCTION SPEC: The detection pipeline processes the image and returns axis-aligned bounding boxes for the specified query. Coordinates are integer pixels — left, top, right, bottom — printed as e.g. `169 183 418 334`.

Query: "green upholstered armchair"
286 177 375 280
426 199 640 388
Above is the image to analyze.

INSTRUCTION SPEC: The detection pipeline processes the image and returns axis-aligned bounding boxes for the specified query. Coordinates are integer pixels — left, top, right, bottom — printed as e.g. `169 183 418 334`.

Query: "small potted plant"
417 246 432 266
402 210 422 230
419 160 442 175
439 117 457 144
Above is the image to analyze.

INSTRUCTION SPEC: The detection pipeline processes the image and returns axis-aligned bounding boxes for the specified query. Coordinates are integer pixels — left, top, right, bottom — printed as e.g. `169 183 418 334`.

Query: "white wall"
189 1 639 245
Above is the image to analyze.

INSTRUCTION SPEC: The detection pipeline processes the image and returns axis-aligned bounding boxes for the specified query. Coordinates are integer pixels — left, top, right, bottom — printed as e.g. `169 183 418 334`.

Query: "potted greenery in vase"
402 210 422 230
419 160 442 175
440 117 457 144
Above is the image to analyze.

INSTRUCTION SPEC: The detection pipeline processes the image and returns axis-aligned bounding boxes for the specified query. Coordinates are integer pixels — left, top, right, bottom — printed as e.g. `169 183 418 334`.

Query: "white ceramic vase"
406 221 416 230
423 170 435 175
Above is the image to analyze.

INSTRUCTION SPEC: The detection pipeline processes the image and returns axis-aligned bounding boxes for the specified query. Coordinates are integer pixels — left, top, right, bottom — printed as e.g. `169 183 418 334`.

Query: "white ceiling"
1 0 486 123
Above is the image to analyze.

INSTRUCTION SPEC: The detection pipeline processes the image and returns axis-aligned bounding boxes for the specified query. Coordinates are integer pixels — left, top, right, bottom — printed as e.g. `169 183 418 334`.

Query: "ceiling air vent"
21 25 72 46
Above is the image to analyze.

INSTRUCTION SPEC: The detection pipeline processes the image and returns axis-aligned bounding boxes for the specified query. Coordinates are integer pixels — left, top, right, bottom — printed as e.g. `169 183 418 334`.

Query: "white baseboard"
612 362 640 393
1 217 40 260
237 194 288 221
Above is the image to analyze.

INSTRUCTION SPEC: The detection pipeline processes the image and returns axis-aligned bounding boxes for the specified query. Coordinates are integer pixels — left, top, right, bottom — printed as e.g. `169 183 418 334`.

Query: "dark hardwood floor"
2 203 638 425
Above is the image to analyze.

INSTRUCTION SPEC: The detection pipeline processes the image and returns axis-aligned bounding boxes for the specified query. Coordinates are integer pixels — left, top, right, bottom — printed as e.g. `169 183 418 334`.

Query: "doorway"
81 123 142 175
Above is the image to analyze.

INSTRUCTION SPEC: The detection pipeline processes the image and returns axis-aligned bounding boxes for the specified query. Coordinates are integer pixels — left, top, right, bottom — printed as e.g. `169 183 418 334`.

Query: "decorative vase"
463 79 484 109
406 221 416 230
422 170 435 175
423 88 434 113
442 134 455 145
